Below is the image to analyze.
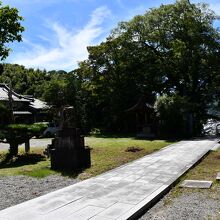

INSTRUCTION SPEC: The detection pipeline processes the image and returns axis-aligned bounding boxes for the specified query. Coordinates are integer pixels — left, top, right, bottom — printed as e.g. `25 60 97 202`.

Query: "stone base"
179 180 213 189
50 147 91 170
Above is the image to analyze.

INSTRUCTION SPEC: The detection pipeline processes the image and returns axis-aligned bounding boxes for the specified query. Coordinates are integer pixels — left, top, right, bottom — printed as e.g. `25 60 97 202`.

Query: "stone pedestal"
49 127 91 170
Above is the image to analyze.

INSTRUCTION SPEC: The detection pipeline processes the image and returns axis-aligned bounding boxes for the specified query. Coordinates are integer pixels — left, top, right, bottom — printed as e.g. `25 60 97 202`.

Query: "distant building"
124 97 156 138
0 83 49 124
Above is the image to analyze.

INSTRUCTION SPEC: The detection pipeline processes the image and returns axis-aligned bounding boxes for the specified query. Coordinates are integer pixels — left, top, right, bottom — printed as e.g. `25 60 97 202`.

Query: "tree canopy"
1 0 220 136
75 0 220 133
0 1 24 60
0 63 87 129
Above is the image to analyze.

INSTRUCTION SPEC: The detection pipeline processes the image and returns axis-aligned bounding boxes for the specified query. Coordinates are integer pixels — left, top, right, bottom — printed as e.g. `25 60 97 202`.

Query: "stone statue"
46 105 91 170
61 106 76 128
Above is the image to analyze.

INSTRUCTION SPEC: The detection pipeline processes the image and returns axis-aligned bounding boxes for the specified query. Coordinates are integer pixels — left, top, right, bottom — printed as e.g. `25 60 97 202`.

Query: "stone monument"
47 106 91 170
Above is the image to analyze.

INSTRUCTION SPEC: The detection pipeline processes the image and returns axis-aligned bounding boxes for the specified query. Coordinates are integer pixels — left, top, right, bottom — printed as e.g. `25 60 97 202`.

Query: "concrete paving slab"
216 172 220 181
94 202 134 219
179 180 213 189
0 138 218 220
65 206 105 220
211 144 220 151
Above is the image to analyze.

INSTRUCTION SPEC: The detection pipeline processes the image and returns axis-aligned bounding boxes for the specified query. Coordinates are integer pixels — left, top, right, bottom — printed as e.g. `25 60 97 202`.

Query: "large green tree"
0 1 24 60
76 31 160 130
77 0 220 134
114 0 220 99
0 64 50 97
42 72 87 128
0 64 86 128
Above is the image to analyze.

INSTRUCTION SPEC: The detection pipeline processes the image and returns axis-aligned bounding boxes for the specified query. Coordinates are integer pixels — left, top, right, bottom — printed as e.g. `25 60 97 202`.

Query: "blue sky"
2 0 220 71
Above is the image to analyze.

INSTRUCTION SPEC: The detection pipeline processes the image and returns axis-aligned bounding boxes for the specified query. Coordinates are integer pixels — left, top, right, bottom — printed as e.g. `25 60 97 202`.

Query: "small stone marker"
180 180 213 189
216 172 220 181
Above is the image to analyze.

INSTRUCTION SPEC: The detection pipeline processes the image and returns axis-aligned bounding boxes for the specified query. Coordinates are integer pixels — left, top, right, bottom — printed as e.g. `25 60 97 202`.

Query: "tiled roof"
0 84 49 110
30 98 48 110
0 84 31 102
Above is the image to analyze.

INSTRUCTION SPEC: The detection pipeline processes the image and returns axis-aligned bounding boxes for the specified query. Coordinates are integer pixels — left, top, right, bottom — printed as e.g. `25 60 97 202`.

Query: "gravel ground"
0 175 78 211
139 191 220 220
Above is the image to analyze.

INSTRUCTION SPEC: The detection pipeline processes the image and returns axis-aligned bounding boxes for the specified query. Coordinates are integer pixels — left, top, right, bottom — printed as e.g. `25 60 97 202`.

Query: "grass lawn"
0 136 173 179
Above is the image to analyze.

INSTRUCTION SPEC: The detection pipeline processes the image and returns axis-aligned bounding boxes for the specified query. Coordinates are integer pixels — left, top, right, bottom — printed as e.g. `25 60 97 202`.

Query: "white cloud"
9 6 111 71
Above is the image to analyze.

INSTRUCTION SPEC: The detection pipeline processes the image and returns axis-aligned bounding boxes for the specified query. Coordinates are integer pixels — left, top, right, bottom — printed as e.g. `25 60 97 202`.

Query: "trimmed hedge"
0 123 48 156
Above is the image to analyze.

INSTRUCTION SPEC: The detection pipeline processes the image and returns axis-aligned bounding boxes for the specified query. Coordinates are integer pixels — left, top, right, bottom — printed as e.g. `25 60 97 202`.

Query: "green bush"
155 94 191 138
31 123 48 137
89 128 101 135
0 123 47 156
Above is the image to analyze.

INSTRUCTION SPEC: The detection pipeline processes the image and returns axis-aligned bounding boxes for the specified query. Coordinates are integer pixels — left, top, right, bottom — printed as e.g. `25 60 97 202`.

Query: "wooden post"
25 139 30 153
8 83 15 123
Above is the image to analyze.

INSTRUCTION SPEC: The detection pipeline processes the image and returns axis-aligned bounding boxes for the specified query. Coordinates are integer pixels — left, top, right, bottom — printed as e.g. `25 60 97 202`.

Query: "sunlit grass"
0 136 173 179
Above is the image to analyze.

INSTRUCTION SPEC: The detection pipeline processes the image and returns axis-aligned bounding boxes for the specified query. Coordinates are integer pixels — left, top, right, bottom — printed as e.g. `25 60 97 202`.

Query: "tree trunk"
25 140 30 153
9 144 18 156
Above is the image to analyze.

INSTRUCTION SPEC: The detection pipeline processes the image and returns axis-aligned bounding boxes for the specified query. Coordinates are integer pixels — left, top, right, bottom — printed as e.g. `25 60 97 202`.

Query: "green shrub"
30 123 48 137
155 94 191 138
89 128 101 135
0 123 47 156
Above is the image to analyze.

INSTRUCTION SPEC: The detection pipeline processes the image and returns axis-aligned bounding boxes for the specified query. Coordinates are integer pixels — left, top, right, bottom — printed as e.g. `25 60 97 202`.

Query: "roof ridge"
0 83 34 101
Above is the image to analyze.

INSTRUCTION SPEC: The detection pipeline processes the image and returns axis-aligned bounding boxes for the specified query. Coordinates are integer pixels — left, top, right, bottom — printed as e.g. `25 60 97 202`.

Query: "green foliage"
155 94 191 137
76 0 220 133
0 102 9 119
42 72 87 128
110 0 220 106
30 123 48 134
1 0 220 136
42 74 72 106
0 2 24 60
0 63 89 130
6 123 47 139
0 124 47 156
0 64 52 97
89 128 101 136
155 94 187 117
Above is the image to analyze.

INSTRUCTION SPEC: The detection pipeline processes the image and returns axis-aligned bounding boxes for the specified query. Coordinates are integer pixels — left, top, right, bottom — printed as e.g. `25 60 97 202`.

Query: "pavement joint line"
0 139 218 220
46 196 84 214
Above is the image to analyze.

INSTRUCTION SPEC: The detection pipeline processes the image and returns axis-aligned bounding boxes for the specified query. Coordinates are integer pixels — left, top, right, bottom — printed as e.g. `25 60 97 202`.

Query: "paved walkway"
0 138 52 151
0 139 218 220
